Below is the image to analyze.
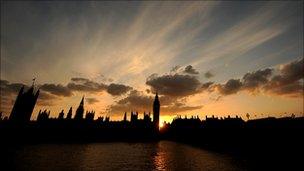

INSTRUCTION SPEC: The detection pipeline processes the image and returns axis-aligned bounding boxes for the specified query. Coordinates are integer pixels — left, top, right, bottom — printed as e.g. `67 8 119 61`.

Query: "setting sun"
159 122 164 129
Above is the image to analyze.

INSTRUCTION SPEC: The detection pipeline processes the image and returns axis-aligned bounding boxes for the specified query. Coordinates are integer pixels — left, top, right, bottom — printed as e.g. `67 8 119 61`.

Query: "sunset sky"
1 1 303 122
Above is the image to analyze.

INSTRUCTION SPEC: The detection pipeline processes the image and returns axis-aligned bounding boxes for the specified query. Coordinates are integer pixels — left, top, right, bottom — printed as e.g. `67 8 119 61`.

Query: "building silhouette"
130 111 138 122
144 112 151 122
37 109 50 121
66 107 73 119
74 96 84 120
123 112 127 122
105 116 110 122
153 92 160 130
58 110 64 120
9 85 39 124
85 110 95 121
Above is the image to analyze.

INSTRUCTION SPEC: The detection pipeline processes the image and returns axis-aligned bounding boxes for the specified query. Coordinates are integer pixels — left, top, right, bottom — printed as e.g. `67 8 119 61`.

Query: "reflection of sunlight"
153 148 166 171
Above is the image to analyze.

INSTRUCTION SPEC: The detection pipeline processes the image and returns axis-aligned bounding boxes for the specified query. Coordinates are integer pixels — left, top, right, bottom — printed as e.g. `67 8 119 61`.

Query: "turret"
9 83 39 124
74 96 84 120
66 107 73 119
58 110 64 119
123 112 127 121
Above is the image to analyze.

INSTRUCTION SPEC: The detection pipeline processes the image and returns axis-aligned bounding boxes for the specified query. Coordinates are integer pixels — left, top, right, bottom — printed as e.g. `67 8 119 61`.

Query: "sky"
1 1 303 122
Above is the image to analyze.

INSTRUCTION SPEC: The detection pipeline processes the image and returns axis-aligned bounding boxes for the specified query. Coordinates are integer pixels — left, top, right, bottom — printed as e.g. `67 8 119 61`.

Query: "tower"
123 112 127 122
58 110 64 119
130 111 138 123
74 96 84 120
66 107 72 119
85 110 95 121
37 109 50 121
153 92 160 130
9 85 39 124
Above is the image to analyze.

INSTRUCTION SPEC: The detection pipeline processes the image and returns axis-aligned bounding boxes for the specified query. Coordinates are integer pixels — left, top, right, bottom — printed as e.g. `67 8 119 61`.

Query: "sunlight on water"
153 143 166 171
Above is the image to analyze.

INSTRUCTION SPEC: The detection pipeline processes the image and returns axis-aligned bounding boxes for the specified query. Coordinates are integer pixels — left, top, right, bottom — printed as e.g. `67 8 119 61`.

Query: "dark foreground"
1 117 303 170
1 140 303 171
0 141 254 171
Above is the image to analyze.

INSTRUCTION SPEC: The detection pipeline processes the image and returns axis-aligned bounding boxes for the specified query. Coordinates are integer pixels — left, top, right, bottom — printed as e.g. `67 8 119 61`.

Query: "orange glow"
159 122 164 129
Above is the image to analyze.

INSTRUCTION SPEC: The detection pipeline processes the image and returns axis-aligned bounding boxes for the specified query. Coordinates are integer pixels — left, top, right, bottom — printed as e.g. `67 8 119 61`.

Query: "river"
3 141 248 171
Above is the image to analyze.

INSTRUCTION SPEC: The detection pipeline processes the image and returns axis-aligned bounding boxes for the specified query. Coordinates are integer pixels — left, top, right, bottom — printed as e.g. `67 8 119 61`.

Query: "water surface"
4 141 247 171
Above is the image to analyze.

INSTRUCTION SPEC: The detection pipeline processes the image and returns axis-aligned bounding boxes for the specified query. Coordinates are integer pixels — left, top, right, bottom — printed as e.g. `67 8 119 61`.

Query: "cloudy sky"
1 1 303 122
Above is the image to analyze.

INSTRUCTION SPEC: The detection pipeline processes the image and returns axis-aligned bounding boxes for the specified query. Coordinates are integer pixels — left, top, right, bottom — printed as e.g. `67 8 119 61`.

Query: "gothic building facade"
9 85 39 124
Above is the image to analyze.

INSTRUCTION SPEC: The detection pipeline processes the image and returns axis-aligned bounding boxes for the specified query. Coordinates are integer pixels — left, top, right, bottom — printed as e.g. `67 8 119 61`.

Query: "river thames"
2 141 250 171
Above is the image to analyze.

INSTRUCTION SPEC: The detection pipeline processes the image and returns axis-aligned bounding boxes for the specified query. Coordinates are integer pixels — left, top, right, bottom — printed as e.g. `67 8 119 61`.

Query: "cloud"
242 68 273 91
108 90 203 115
170 65 181 73
263 58 303 97
215 79 243 95
277 58 303 83
68 77 132 96
109 90 153 114
167 106 202 114
184 65 199 74
70 77 90 82
36 91 59 106
93 74 114 83
106 83 133 96
40 84 73 97
144 70 213 113
265 81 303 97
67 77 107 92
204 71 214 78
146 74 206 97
201 82 214 92
214 58 303 97
160 99 203 115
0 80 27 96
86 97 99 105
192 2 290 66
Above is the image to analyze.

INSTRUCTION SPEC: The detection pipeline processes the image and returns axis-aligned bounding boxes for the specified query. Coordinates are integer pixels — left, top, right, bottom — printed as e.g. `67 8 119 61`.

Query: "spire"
74 96 85 120
32 77 36 87
80 95 84 106
66 107 73 119
27 77 36 95
123 112 127 121
154 91 159 104
154 91 159 102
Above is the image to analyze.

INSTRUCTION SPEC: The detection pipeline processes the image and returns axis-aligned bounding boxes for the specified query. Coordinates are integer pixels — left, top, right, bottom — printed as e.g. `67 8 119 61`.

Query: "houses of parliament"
3 84 161 131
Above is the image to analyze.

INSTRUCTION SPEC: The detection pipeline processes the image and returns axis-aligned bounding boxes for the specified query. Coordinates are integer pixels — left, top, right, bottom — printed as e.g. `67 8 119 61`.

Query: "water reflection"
3 141 247 171
152 141 246 171
153 143 167 171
